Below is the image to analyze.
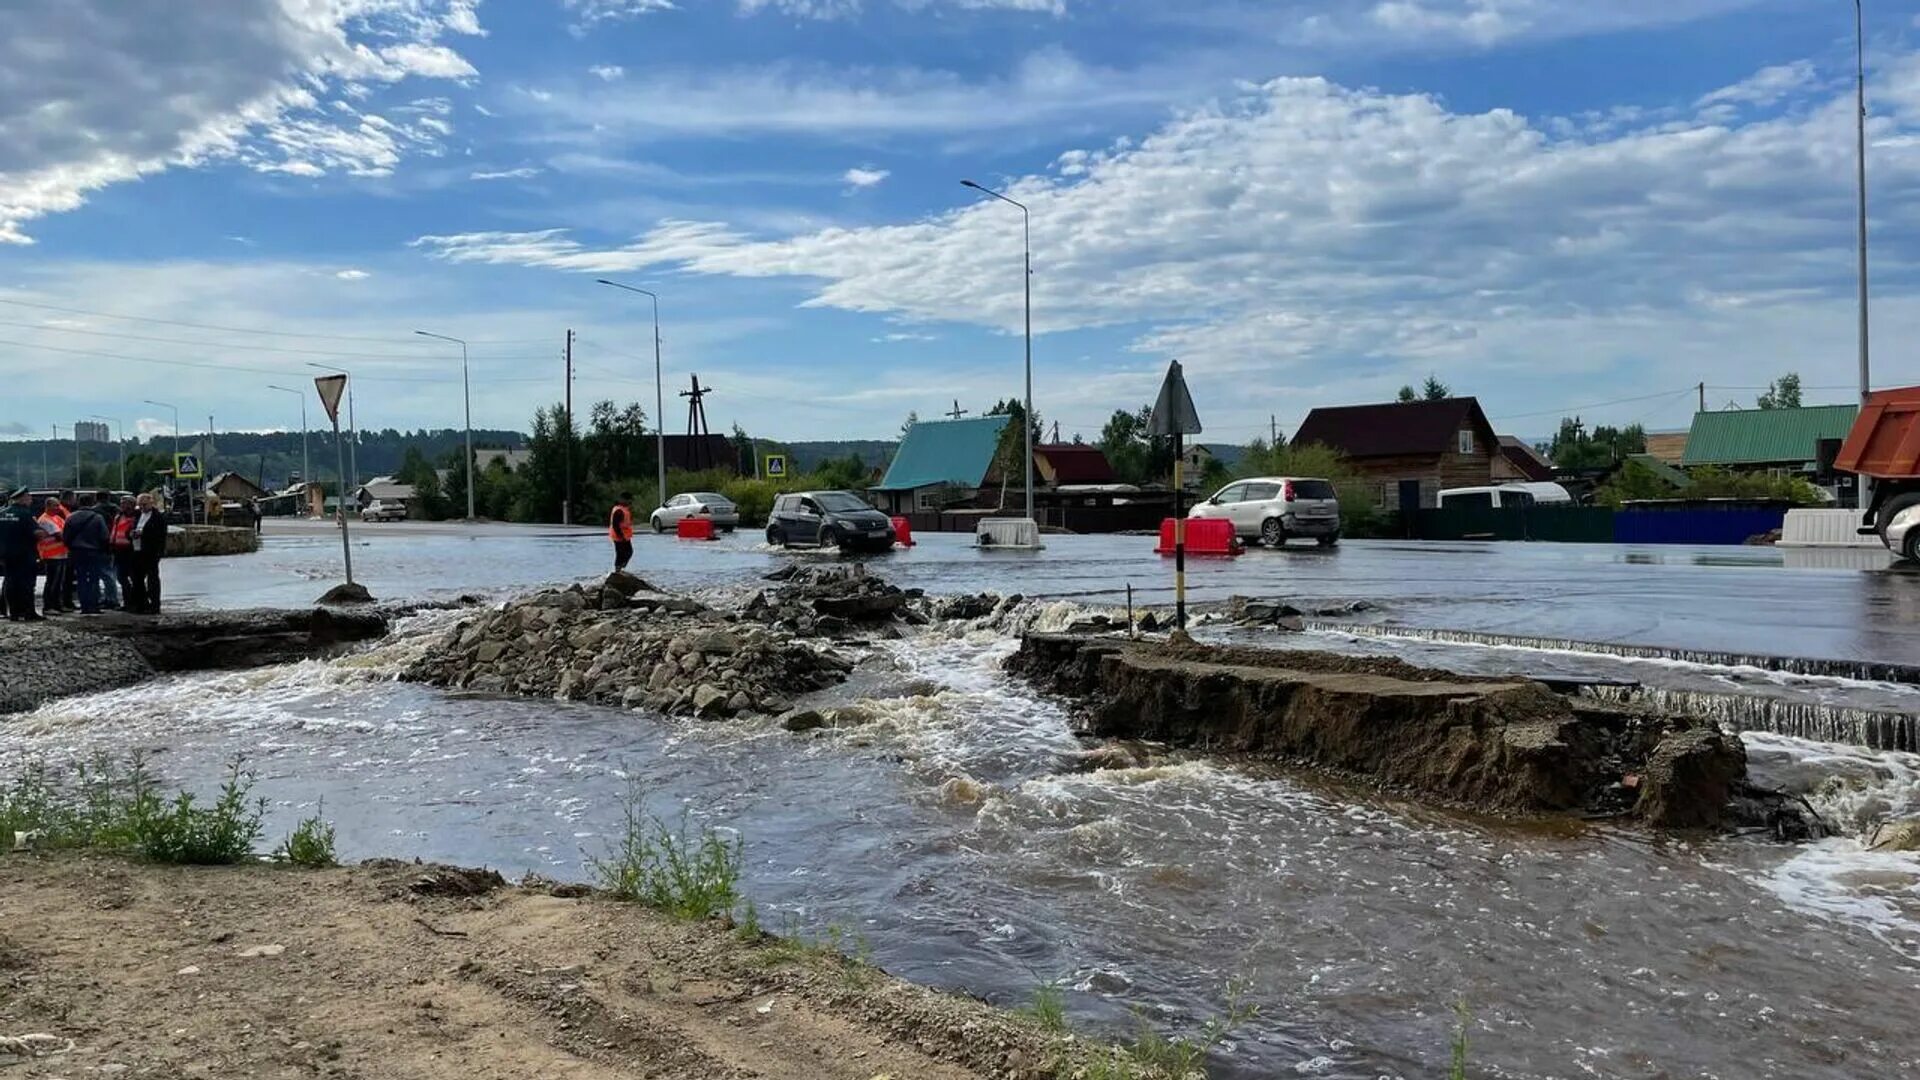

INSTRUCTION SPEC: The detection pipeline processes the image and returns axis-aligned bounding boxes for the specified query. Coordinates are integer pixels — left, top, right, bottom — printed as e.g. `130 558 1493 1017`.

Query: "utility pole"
1697 382 1706 414
1855 0 1873 511
1270 414 1278 446
680 375 714 469
563 328 574 526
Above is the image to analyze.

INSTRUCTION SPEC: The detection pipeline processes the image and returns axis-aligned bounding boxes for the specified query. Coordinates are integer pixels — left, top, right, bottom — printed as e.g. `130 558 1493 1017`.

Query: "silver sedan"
650 491 739 532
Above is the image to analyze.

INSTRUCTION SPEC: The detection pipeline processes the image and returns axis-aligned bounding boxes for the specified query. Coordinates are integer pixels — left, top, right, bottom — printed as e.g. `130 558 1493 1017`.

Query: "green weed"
1021 981 1069 1034
586 781 742 920
1450 999 1471 1080
276 803 338 868
1071 978 1261 1080
2 754 264 865
124 760 266 865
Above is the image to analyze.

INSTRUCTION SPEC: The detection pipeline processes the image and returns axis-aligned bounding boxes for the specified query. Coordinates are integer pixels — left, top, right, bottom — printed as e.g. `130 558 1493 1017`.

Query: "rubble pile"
741 563 926 635
404 572 851 718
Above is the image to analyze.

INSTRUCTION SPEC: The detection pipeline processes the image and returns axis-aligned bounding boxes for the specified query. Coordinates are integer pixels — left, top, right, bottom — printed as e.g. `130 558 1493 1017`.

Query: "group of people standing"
1 487 168 621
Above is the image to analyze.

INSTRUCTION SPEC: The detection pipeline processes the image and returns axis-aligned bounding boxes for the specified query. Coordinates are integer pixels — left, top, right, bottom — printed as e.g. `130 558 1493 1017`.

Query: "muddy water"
7 607 1920 1079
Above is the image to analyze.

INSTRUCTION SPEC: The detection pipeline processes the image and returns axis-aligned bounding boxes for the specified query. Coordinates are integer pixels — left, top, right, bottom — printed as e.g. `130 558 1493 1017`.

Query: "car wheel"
1261 517 1286 548
1317 533 1340 548
820 526 840 550
1885 493 1920 562
653 515 666 533
767 526 785 547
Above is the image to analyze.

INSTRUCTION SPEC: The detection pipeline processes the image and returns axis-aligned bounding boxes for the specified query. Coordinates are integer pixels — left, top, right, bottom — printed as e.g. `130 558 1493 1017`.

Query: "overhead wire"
0 318 549 362
0 338 554 385
0 296 550 346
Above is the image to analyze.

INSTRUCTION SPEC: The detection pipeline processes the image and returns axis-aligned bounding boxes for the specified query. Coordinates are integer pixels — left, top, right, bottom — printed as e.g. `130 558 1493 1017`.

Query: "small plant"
1450 999 1471 1080
819 923 877 992
277 803 338 868
1021 980 1069 1034
1074 978 1261 1080
0 763 59 843
734 897 762 942
586 781 742 920
125 759 267 865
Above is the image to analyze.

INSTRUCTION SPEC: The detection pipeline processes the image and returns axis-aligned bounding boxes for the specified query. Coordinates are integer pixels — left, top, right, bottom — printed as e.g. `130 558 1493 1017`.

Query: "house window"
1458 429 1475 455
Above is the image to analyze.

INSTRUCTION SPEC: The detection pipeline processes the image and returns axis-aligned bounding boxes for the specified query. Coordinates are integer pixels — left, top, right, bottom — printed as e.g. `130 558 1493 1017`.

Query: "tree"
395 446 450 520
899 411 919 439
1548 417 1648 470
515 403 585 522
1397 385 1418 403
1098 405 1175 486
986 398 1043 489
1421 375 1451 401
1757 373 1803 410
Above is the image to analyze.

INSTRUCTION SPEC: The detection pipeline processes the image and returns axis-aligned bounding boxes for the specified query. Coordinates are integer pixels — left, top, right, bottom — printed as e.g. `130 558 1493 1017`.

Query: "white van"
1437 482 1573 509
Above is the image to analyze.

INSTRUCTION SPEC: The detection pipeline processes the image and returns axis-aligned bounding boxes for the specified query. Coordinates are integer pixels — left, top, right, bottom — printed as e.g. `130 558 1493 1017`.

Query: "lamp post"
960 178 1035 525
1855 0 1872 511
267 385 309 508
595 280 668 517
413 331 475 521
88 415 125 491
303 363 357 495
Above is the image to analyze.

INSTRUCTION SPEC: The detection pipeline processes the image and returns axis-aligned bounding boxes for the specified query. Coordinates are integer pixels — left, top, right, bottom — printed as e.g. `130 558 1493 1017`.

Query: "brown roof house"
1495 436 1555 482
1033 444 1119 487
1291 397 1502 511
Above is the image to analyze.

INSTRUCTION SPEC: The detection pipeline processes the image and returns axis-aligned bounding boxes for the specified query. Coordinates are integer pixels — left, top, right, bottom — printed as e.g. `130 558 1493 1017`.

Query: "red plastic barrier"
676 516 716 541
1155 516 1240 556
891 516 914 547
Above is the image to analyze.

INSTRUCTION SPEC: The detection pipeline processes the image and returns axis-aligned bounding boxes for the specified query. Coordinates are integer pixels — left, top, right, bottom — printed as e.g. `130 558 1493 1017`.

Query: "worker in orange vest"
608 492 635 571
36 497 72 615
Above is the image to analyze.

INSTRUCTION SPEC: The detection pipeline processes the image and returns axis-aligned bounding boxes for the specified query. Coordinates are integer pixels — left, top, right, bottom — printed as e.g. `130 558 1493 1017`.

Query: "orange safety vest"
608 505 633 542
36 512 67 560
111 514 135 551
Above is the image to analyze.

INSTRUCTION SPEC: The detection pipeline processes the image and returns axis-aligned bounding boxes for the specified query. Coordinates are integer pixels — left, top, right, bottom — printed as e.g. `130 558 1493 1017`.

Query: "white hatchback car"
650 491 740 532
1190 476 1341 547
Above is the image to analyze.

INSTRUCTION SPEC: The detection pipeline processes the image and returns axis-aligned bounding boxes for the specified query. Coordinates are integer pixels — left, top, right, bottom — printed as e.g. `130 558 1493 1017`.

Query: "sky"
4 0 1920 449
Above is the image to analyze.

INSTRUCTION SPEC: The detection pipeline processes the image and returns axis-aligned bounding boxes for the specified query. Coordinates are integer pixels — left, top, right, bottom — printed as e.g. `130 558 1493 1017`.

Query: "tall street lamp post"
961 178 1035 526
267 385 310 507
413 331 475 521
595 280 668 517
1855 0 1873 511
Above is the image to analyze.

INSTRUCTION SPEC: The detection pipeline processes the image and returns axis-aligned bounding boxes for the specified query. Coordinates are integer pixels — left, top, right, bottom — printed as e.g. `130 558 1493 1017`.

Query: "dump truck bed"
1835 386 1920 480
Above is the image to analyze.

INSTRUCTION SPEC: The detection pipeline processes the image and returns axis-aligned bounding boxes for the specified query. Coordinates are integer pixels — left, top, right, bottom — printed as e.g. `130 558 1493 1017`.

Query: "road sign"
764 454 788 479
314 373 348 424
1148 360 1202 436
174 453 202 479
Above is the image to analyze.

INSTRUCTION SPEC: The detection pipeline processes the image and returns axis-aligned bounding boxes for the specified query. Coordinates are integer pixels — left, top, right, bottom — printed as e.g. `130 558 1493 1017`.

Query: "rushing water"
7 600 1920 1079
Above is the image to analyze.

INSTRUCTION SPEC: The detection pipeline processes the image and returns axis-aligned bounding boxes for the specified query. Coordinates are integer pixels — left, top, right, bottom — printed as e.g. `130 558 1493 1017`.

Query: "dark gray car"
767 491 895 552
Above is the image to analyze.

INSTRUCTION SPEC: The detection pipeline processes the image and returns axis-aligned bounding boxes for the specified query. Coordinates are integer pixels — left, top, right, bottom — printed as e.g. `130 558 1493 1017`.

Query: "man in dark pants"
62 493 110 615
94 490 123 610
608 492 635 571
1 486 41 621
111 495 138 609
56 488 77 610
128 492 169 614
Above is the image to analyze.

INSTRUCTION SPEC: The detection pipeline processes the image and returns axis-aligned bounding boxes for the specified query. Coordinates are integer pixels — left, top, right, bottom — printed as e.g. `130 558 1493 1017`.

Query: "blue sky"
4 0 1920 448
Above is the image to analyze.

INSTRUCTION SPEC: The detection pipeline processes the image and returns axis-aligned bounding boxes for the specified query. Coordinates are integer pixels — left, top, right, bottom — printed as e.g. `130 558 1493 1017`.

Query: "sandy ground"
0 854 1070 1080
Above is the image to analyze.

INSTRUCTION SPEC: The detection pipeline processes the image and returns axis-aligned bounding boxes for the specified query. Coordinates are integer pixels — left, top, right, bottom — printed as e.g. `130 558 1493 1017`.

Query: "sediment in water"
1008 633 1762 828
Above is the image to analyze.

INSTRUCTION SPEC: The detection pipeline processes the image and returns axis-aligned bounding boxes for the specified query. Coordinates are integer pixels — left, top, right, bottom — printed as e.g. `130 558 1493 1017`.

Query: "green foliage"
1593 459 1678 508
396 447 451 520
1757 372 1802 410
1549 417 1646 470
125 760 267 865
1073 978 1259 1080
276 805 338 868
735 898 762 942
2 755 266 865
1397 384 1419 403
1100 405 1176 486
1683 466 1825 504
1021 981 1069 1034
586 780 743 921
1450 1000 1472 1080
1234 440 1384 535
1421 375 1452 401
987 397 1043 485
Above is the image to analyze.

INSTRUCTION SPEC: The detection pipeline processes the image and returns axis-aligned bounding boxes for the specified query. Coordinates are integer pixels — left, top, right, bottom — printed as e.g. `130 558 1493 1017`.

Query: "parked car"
1189 476 1341 547
1437 482 1573 509
766 491 895 552
361 498 408 522
651 491 739 533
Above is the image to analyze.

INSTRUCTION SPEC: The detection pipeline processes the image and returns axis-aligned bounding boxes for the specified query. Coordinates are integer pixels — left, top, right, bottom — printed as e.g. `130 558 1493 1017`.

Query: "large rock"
1635 727 1746 829
1869 817 1920 852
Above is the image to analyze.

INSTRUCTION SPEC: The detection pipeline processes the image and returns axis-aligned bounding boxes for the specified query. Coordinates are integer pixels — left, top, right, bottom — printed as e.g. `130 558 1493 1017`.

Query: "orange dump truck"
1835 385 1920 561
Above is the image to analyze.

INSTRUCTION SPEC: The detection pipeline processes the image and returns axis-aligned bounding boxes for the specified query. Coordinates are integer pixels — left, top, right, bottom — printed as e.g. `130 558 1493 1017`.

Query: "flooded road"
7 597 1920 1078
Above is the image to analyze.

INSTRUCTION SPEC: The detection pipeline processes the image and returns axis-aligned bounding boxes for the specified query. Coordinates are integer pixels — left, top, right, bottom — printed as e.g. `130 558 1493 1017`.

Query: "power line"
0 297 549 346
0 318 549 363
1489 386 1698 423
0 338 553 385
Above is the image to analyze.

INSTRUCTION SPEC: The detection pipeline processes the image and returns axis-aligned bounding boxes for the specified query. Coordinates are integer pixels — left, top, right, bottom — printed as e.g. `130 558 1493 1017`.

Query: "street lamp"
303 363 358 495
1855 0 1872 511
961 178 1035 526
88 414 125 491
595 280 668 517
267 385 309 509
414 330 475 521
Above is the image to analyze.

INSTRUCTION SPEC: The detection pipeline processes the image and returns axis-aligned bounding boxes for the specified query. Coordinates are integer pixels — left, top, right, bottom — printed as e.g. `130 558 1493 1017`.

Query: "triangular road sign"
314 374 348 424
1148 360 1202 437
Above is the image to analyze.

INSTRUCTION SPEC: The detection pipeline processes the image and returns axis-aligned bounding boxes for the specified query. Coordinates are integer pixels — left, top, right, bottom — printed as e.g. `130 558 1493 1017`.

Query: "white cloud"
334 269 372 281
729 0 1066 19
415 58 1920 397
561 0 677 30
1296 0 1770 51
470 166 544 180
843 167 890 189
0 0 481 244
1696 61 1819 110
589 64 626 81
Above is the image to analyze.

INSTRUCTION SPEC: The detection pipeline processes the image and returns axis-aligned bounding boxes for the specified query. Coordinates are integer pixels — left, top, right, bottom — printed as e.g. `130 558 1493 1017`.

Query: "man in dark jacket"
127 492 169 614
0 486 40 621
62 493 110 615
93 491 123 610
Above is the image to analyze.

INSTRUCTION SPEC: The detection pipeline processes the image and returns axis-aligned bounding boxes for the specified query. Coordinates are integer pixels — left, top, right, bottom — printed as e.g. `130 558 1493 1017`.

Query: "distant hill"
1200 443 1246 468
780 440 898 472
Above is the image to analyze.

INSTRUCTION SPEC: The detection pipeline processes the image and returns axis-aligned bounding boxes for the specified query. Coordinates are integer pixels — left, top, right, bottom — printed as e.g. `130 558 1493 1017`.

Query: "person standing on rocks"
608 492 635 572
1 487 41 621
36 497 71 615
61 493 110 616
127 492 169 615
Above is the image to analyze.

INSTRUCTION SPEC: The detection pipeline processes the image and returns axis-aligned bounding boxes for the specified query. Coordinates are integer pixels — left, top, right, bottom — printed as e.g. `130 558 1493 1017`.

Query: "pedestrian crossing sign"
764 454 788 479
174 453 202 479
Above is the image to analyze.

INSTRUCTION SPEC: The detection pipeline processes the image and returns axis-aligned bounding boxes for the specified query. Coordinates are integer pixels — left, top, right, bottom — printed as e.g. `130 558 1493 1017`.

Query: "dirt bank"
1009 633 1765 827
0 854 1071 1080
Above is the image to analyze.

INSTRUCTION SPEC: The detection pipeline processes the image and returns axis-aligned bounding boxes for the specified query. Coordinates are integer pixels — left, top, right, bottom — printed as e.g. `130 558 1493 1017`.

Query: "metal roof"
874 415 1010 491
1680 405 1858 466
1293 398 1498 458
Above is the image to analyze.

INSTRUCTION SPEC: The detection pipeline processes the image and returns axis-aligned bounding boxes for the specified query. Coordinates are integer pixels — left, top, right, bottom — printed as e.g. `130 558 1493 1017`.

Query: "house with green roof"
1681 405 1858 473
871 414 1011 514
